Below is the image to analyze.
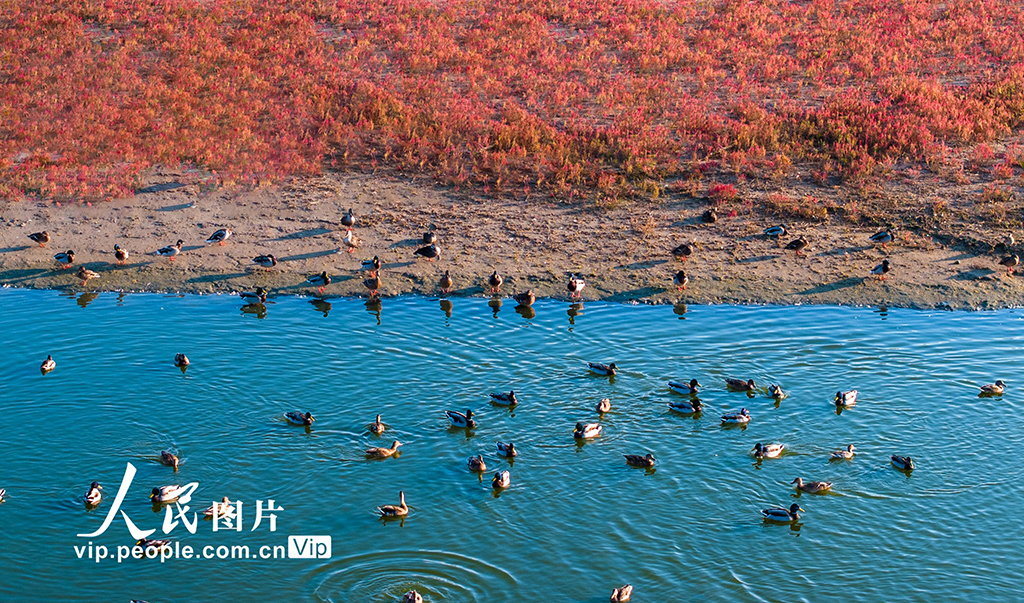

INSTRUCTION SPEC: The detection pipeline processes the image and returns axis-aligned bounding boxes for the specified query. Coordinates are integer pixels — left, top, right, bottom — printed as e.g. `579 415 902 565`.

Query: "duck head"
689 378 701 388
789 503 804 514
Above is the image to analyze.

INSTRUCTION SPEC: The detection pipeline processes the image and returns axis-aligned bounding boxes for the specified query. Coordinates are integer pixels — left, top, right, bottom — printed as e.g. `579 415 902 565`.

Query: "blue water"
0 289 1021 602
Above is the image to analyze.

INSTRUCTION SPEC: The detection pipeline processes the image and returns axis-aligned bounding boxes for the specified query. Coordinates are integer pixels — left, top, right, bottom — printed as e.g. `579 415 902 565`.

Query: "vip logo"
287 535 331 559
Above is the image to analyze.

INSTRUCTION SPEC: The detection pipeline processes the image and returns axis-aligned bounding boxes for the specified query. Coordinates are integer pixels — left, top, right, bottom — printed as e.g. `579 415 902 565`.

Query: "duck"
114 244 129 264
1006 233 1016 249
624 453 655 468
84 481 103 505
376 491 408 517
721 408 750 424
588 362 617 376
54 250 75 269
834 390 858 407
204 496 236 518
763 224 788 238
77 266 99 286
791 477 832 493
490 391 518 406
423 231 437 245
341 208 356 230
980 380 1006 395
341 229 359 253
40 354 56 372
206 228 231 245
135 537 171 551
491 470 511 489
173 353 189 368
157 240 183 260
149 485 186 502
496 442 517 457
439 270 454 294
752 442 785 459
673 270 689 291
567 273 585 298
513 290 536 307
869 228 894 248
404 591 423 603
768 384 784 398
413 244 439 261
368 414 385 435
595 398 612 413
445 409 475 428
360 256 381 271
667 398 703 414
365 440 402 459
160 451 180 471
488 270 503 293
668 378 701 395
870 258 891 280
363 271 382 297
0 488 5 502
240 287 268 304
574 422 602 439
891 455 915 471
831 444 856 460
467 455 487 471
672 241 696 261
284 411 315 426
702 208 717 223
1000 254 1019 275
28 231 50 247
785 237 808 256
725 378 756 391
761 503 804 522
306 271 331 293
610 585 633 602
251 254 277 270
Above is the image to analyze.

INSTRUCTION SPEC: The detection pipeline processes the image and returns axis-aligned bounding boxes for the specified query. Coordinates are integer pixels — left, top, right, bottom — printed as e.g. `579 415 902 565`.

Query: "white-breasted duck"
834 390 857 407
761 503 803 522
40 354 56 372
206 228 231 245
752 442 785 459
870 259 891 280
496 441 517 457
284 411 315 426
491 470 510 489
567 273 585 298
84 481 103 506
252 254 277 270
114 244 129 264
721 408 751 424
445 409 475 428
341 229 359 253
574 422 602 439
240 287 268 304
306 271 331 293
157 240 184 260
150 485 186 503
54 250 75 269
673 270 689 291
414 244 439 261
588 362 617 376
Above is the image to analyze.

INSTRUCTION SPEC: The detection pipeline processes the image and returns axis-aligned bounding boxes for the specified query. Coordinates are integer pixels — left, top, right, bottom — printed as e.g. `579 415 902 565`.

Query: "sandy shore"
1 170 1022 310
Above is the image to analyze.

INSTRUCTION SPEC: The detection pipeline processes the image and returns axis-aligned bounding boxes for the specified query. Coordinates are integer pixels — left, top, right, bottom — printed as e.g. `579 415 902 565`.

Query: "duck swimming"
891 455 915 471
624 453 655 468
40 354 56 372
468 455 487 471
668 379 701 395
150 485 186 503
595 398 612 413
54 250 75 269
28 231 50 247
160 451 180 471
404 591 423 603
980 380 1006 395
156 240 183 260
496 442 517 457
574 422 602 439
136 538 171 552
791 477 832 493
445 409 475 428
369 414 385 435
206 228 231 245
490 391 518 406
725 378 756 391
768 384 784 398
721 408 751 424
513 291 536 307
610 584 633 602
668 398 703 414
752 442 785 459
761 503 804 522
588 362 617 376
284 411 315 426
376 491 408 517
204 496 236 518
173 353 189 368
492 470 511 489
240 287 268 304
365 440 402 459
831 444 856 460
834 390 858 407
84 481 102 506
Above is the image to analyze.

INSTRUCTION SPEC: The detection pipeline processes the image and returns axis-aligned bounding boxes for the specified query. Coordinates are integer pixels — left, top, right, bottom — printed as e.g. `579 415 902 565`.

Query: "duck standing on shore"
252 254 277 270
764 224 788 239
674 270 689 291
114 244 129 264
363 271 382 297
672 240 696 261
870 228 894 249
999 254 1019 275
567 273 586 298
360 256 381 272
439 270 454 294
240 287 268 304
342 208 356 230
414 244 440 262
488 270 503 293
54 250 75 269
77 266 99 286
342 229 359 253
157 240 183 261
702 209 717 223
306 271 331 293
871 259 891 280
28 231 50 247
785 237 808 257
206 228 231 246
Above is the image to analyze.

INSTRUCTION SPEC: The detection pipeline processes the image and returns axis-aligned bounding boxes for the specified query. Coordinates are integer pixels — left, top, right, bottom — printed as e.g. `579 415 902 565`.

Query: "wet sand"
1 170 1021 310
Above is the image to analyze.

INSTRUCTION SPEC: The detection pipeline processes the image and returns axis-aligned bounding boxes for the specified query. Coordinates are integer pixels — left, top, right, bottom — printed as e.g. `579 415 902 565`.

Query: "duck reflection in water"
76 292 99 309
365 298 382 325
488 296 502 318
514 304 536 320
309 298 331 317
439 298 453 320
240 303 267 319
673 302 687 319
567 301 583 326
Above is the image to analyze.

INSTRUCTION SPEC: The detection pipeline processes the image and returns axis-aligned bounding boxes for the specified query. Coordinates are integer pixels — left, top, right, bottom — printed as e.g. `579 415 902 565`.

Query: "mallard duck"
610 584 633 602
496 441 517 457
870 258 891 280
341 229 359 253
445 409 475 428
423 231 437 245
980 380 1006 395
0 488 5 502
252 254 277 269
160 451 180 471
404 591 423 603
365 440 402 458
360 256 381 271
668 399 703 414
1006 233 1016 249
54 250 75 269
702 209 717 223
721 408 750 424
363 271 382 297
490 390 518 406
726 378 756 391
341 208 356 230
624 453 655 467
764 224 788 238
891 455 915 471
588 362 617 376
84 481 103 505
574 422 602 439
672 241 696 261
761 503 803 522
869 228 894 248
150 485 186 502
785 237 808 256
28 231 50 247
240 287 268 304
114 244 129 264
791 477 832 493
157 240 183 260
673 270 689 291
173 353 189 368
376 491 408 517
488 270 503 292
369 414 385 435
414 244 440 261
284 411 315 426
1000 254 1019 275
834 390 858 407
513 291 535 307
136 537 171 551
752 442 785 459
468 455 487 471
567 273 585 298
492 470 511 489
204 496 236 518
595 398 612 413
768 384 784 398
40 354 56 372
440 270 453 294
306 271 331 293
77 266 99 286
831 444 856 460
668 378 701 395
206 228 231 245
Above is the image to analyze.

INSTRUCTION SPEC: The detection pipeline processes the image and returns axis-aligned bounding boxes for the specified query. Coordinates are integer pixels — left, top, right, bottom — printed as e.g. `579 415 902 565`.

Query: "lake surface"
0 289 1021 602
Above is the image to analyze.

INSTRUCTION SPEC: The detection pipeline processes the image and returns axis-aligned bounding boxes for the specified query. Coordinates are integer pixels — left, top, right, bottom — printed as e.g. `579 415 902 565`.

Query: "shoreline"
2 171 1023 311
